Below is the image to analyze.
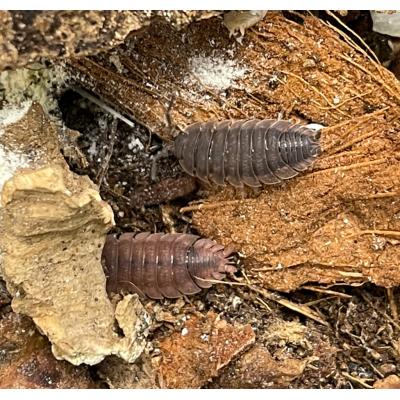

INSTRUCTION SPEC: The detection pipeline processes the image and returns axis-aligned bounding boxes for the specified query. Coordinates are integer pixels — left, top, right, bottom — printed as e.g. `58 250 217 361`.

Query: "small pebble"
181 327 189 336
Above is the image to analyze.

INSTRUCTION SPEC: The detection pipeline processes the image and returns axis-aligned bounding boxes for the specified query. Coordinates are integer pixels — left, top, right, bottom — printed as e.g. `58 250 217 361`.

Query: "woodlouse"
102 232 236 299
174 119 321 187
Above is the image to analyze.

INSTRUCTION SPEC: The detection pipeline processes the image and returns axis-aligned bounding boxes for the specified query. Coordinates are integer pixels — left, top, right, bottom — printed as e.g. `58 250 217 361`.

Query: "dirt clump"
0 312 95 388
157 311 255 388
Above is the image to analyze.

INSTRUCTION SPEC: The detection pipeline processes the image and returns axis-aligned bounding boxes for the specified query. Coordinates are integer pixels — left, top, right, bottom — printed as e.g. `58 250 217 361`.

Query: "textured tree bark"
0 11 220 71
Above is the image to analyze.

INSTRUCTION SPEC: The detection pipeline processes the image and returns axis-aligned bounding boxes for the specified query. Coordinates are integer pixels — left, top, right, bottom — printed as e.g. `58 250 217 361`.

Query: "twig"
301 285 352 299
310 158 386 176
318 150 363 161
196 274 329 326
96 119 118 189
279 70 332 106
330 129 380 154
180 200 242 213
341 372 373 389
104 186 132 203
387 288 399 322
322 108 388 152
255 296 272 312
353 230 400 239
255 287 329 326
363 357 384 379
325 11 381 65
337 271 364 278
360 191 399 200
338 54 399 101
316 90 372 111
303 295 338 307
73 87 135 128
323 106 389 135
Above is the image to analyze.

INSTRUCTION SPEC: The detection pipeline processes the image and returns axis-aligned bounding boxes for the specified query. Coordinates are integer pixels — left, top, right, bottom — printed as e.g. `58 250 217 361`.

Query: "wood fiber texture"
69 12 400 290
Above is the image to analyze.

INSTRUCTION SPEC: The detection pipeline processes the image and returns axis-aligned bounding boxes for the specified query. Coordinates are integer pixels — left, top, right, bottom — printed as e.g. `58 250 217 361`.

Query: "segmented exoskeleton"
174 119 321 187
102 232 236 299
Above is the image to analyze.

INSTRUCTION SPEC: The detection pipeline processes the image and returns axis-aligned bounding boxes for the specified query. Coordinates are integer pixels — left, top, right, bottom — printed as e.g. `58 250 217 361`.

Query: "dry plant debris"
211 344 307 388
157 311 255 388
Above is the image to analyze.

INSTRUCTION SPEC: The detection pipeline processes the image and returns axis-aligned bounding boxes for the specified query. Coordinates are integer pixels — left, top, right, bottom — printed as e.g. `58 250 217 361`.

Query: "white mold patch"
0 100 32 135
187 54 247 91
0 101 36 193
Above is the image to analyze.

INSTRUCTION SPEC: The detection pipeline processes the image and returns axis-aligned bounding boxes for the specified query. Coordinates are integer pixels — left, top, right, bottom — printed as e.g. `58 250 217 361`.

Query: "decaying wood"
0 11 221 71
68 11 400 291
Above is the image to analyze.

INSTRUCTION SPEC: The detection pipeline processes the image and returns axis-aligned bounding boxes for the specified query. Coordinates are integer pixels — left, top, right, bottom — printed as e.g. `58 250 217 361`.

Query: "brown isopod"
174 119 322 187
102 232 236 299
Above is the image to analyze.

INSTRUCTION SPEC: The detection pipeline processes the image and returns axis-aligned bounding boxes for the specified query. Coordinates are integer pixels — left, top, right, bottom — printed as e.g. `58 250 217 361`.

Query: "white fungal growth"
0 100 32 135
188 55 247 91
0 101 36 194
87 141 98 159
0 146 33 193
127 137 144 151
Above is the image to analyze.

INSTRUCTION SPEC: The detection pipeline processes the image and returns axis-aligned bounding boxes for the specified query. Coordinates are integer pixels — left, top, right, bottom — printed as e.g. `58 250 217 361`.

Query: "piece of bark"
158 311 255 388
212 344 307 388
373 375 400 389
68 12 399 141
0 11 221 72
192 109 400 291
